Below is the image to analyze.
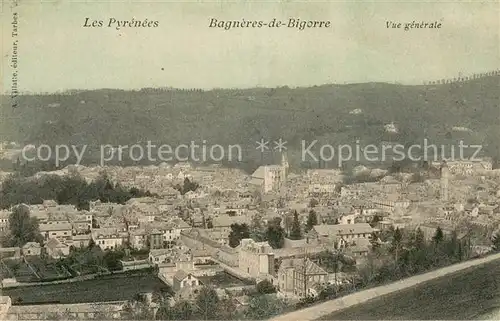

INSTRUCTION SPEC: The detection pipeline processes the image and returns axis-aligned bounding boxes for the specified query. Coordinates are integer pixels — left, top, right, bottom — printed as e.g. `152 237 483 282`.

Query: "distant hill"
1 75 499 171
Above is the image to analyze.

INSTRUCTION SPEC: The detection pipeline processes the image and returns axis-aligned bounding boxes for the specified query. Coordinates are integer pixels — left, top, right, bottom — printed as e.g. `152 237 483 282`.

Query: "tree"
413 228 426 251
369 214 382 228
433 227 444 245
492 233 500 252
217 298 239 320
195 286 220 320
305 210 318 232
5 205 42 247
289 210 302 240
175 178 199 195
87 238 96 250
390 227 403 263
266 218 285 249
369 231 380 251
309 198 319 208
245 295 286 320
283 214 294 236
228 223 250 248
256 279 276 294
103 249 125 271
250 214 266 242
171 300 194 320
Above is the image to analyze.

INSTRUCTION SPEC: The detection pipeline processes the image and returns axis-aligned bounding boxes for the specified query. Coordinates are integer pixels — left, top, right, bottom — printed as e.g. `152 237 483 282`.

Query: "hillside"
1 75 499 170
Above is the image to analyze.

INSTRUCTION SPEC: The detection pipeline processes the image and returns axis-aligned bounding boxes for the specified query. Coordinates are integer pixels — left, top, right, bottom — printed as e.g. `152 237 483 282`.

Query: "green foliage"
312 250 355 273
378 227 469 283
492 233 500 252
256 279 277 294
228 223 250 248
3 77 499 172
0 172 156 210
167 300 195 320
174 178 200 195
265 217 285 249
245 295 286 320
103 249 125 271
289 210 302 240
369 214 382 228
433 226 444 245
309 199 319 208
195 286 220 320
369 231 380 251
305 210 318 233
5 205 43 247
249 214 266 242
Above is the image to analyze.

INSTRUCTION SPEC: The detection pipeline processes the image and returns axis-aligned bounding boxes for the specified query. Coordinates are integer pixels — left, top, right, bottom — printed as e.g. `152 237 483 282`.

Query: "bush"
256 279 276 294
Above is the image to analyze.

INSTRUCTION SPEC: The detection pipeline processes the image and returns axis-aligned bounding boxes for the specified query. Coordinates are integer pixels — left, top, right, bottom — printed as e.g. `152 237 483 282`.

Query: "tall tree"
413 227 426 251
256 279 276 294
289 210 302 240
390 227 403 263
195 286 220 320
433 227 444 245
6 205 42 247
305 210 318 232
228 223 250 248
170 300 194 320
369 231 380 251
266 217 285 249
250 214 266 242
283 213 294 236
369 214 382 228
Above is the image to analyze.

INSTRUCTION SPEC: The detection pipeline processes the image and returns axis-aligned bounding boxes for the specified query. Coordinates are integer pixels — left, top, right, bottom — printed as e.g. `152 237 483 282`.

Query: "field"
1 257 70 283
3 273 169 304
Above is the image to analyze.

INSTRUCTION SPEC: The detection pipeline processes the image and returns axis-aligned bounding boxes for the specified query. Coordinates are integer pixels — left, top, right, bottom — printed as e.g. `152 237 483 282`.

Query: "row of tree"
425 70 500 85
227 210 321 249
123 284 287 320
359 226 472 287
0 172 156 210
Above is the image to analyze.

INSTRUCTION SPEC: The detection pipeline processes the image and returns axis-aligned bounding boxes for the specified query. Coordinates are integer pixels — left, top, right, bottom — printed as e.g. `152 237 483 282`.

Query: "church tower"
440 160 449 202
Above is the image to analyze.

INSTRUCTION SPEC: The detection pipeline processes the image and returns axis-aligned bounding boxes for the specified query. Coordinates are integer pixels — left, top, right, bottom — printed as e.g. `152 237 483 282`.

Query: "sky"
1 0 499 92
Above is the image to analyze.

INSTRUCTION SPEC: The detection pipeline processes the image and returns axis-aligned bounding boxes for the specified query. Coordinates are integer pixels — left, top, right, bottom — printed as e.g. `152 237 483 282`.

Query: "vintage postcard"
0 0 499 320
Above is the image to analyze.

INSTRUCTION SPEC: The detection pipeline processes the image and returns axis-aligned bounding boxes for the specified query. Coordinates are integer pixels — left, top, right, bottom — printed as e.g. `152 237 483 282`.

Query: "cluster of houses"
0 155 499 311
